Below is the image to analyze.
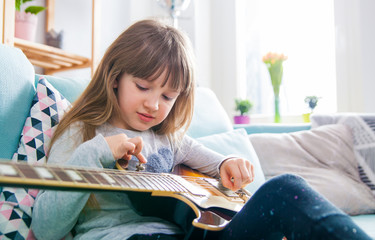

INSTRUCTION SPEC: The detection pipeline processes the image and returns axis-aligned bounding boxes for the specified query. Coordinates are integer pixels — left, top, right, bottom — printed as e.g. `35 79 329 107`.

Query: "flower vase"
302 113 311 122
274 95 281 123
263 52 287 124
15 11 38 42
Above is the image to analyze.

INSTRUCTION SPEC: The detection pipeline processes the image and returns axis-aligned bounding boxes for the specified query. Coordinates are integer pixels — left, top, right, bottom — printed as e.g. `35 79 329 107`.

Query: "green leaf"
15 0 22 11
235 99 253 115
16 0 33 11
25 6 46 15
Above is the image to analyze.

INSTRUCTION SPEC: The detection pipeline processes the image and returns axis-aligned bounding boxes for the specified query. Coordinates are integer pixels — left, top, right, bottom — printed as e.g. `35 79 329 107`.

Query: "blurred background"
23 0 375 122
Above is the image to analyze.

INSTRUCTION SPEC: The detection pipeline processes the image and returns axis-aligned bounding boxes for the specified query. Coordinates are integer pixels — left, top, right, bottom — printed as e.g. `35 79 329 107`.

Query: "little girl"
31 19 371 240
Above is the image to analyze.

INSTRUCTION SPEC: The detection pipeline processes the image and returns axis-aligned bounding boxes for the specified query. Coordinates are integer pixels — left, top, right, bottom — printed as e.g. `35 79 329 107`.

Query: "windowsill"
233 114 312 134
235 114 311 124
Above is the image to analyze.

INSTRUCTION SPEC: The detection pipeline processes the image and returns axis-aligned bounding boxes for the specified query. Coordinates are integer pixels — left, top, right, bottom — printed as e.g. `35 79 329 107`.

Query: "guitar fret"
144 175 165 191
126 175 145 189
170 175 206 196
137 176 154 190
120 175 138 188
51 168 75 183
91 172 111 186
161 176 179 192
65 169 86 183
160 176 179 192
99 172 119 186
80 171 100 185
45 166 63 182
174 177 190 192
143 176 161 190
163 176 185 192
127 173 162 191
0 163 21 177
16 164 40 179
35 166 59 181
112 174 132 188
136 173 165 190
134 175 154 190
152 175 173 191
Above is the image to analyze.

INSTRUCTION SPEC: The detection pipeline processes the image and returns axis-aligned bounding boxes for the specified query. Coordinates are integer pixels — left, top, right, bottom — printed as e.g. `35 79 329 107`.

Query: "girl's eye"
162 95 173 101
136 84 148 91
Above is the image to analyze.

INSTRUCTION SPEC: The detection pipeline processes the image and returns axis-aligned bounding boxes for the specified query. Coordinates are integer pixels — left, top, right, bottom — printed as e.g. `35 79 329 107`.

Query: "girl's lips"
137 112 154 122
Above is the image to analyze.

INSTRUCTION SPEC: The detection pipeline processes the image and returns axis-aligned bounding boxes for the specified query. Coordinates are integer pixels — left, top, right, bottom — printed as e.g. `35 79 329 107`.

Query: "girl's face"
112 71 180 131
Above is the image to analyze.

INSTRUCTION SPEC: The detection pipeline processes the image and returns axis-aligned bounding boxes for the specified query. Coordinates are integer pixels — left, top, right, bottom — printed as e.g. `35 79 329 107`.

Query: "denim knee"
260 173 307 192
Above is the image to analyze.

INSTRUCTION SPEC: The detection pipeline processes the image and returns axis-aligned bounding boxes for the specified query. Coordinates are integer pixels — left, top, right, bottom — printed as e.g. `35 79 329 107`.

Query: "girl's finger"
135 152 147 164
233 164 246 191
122 142 136 159
128 137 143 155
220 168 234 190
238 160 253 186
128 137 147 163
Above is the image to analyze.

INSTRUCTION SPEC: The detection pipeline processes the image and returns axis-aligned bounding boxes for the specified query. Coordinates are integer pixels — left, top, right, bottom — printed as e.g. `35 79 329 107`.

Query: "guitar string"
4 162 227 196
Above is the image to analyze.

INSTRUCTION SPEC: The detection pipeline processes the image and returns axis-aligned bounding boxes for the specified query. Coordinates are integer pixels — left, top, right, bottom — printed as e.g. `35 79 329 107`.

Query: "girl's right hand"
105 134 147 164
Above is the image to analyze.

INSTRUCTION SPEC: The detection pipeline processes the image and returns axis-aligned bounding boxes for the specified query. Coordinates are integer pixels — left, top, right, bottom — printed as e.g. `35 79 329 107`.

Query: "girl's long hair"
50 19 195 150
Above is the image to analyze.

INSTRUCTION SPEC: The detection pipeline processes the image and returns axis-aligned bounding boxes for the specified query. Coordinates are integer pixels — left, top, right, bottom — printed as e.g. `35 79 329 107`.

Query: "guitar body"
126 191 199 237
127 165 240 236
0 161 251 235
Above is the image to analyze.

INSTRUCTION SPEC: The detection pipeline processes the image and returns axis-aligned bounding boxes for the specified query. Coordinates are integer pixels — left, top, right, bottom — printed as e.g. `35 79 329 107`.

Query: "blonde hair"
50 19 196 149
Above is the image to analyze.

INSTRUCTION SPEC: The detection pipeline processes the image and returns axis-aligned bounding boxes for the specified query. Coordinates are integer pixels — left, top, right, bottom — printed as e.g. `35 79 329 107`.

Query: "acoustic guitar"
0 160 251 233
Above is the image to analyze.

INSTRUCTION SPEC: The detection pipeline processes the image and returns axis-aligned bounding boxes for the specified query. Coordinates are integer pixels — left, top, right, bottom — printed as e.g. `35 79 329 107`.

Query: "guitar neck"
0 160 252 231
0 161 205 196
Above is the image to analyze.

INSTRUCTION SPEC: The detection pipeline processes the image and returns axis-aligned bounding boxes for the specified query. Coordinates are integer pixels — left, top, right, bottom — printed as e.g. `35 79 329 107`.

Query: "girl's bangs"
121 22 192 94
130 51 190 93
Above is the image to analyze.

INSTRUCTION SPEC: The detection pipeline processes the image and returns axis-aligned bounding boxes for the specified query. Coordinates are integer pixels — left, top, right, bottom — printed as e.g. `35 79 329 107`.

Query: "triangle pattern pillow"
0 77 71 239
12 76 71 163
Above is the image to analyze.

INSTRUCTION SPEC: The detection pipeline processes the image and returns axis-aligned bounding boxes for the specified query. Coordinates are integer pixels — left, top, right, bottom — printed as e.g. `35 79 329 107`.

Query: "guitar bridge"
203 178 251 201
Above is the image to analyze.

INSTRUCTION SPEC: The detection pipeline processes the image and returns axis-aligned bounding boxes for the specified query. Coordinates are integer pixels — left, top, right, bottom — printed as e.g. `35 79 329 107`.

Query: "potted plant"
15 0 47 42
234 98 253 124
303 96 320 122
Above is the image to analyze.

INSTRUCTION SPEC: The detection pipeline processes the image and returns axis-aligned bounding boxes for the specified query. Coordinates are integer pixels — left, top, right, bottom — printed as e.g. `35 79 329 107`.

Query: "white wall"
360 1 375 113
209 1 240 116
192 0 211 88
334 0 375 113
207 0 375 115
48 0 195 81
35 0 375 115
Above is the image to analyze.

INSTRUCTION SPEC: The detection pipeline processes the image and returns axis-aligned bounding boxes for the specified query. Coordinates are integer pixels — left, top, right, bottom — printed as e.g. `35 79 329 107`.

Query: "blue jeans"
129 174 371 240
207 174 371 240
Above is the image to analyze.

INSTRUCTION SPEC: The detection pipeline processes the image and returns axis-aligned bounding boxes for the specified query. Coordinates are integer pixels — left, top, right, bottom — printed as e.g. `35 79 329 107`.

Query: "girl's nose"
144 95 159 111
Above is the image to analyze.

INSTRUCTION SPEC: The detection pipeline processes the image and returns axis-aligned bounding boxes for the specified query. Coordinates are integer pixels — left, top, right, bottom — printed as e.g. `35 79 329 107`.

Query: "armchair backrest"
0 44 36 159
188 87 233 138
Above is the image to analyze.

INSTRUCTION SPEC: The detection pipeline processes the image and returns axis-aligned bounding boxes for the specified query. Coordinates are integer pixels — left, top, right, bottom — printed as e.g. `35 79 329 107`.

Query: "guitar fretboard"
0 161 206 196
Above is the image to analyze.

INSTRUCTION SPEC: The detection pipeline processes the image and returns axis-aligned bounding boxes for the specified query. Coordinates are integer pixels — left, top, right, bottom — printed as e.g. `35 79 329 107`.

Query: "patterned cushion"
0 77 71 239
0 188 39 239
12 77 71 163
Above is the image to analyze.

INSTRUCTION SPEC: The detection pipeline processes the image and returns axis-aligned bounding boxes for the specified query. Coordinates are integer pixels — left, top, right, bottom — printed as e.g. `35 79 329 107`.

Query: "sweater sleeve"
173 135 226 178
31 125 115 240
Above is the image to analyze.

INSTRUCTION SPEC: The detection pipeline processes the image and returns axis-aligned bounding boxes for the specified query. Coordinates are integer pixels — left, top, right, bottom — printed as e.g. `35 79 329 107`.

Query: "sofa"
0 44 374 239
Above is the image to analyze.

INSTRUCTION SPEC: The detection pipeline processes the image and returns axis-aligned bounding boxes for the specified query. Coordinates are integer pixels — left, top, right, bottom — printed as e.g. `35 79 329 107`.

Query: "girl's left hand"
219 158 254 191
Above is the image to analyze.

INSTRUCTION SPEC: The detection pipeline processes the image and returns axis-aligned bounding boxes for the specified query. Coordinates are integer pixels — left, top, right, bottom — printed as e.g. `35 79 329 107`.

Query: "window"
244 0 336 117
